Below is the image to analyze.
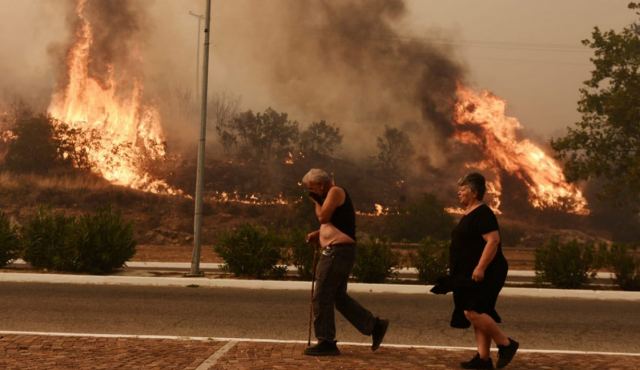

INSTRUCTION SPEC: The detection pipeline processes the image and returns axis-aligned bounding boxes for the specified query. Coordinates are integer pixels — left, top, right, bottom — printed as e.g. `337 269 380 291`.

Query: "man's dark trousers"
313 244 376 342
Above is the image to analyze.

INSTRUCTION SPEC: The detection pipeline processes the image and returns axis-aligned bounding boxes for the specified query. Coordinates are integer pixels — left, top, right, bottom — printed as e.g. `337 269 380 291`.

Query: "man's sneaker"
460 353 494 369
496 338 519 368
371 318 389 351
303 340 340 356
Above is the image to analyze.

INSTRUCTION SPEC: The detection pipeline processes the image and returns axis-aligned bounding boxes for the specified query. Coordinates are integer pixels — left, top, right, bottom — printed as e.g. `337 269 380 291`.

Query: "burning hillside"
0 0 592 224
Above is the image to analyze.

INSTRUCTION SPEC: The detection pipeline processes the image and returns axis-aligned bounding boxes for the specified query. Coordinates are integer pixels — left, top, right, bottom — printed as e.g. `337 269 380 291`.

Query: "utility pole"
188 0 212 277
188 11 205 101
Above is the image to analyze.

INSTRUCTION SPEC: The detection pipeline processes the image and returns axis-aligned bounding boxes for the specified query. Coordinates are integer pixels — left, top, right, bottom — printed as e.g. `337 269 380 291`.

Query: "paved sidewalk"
1 334 638 370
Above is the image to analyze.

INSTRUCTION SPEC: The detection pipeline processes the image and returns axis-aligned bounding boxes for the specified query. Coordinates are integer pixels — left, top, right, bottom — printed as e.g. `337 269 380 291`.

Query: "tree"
4 114 64 174
299 120 342 158
2 113 90 174
211 92 241 155
551 3 640 205
375 125 414 176
216 108 299 162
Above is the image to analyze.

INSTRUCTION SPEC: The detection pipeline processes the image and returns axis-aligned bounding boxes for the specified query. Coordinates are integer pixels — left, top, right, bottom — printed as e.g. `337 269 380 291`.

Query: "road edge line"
0 331 639 357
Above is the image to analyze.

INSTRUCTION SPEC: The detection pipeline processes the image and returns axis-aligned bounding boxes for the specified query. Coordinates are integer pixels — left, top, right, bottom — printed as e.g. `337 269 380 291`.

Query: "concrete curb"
1 272 638 301
122 261 617 279
7 260 619 279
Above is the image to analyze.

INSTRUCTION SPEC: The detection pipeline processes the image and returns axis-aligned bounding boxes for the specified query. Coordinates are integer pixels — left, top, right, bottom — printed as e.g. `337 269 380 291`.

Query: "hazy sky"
0 0 636 143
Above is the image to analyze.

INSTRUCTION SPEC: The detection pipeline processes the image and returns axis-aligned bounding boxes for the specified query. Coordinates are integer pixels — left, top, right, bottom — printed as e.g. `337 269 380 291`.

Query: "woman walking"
438 172 519 369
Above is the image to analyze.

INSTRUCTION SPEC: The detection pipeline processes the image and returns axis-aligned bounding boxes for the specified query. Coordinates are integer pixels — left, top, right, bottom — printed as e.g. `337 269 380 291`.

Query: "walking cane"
307 243 319 347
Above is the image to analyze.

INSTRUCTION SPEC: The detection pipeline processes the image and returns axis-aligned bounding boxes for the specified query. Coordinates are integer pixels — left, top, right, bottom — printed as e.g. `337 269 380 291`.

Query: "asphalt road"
0 282 638 353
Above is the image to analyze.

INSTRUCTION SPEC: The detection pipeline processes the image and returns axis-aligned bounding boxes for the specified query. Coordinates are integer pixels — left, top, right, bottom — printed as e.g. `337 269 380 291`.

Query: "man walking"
302 168 389 356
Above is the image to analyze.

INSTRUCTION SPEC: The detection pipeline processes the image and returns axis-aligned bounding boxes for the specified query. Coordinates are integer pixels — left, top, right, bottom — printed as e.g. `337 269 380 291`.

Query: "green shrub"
73 207 136 274
607 244 640 291
286 228 315 280
412 237 449 284
21 207 136 273
22 208 77 271
0 212 21 267
353 239 399 283
534 238 598 288
214 224 283 279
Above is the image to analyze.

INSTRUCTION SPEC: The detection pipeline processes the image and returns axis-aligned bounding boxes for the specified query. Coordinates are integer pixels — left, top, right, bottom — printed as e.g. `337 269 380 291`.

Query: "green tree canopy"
299 120 343 158
218 108 299 162
551 3 640 205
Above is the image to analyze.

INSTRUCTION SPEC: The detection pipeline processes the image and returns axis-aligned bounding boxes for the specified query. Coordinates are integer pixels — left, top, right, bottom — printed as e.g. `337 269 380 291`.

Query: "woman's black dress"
449 204 508 328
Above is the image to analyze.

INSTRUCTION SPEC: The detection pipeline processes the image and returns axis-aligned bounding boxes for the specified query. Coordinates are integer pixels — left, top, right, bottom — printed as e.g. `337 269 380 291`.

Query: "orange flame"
356 203 395 217
453 85 588 215
47 0 177 194
209 191 290 206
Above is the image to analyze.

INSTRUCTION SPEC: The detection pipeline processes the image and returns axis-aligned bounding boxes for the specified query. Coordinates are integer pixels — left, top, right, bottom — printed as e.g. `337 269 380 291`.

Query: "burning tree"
552 2 640 208
47 0 176 194
452 85 589 215
2 113 90 175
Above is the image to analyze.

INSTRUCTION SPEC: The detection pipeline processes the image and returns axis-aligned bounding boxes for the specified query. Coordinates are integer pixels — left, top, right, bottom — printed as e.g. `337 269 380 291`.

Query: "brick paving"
0 335 222 370
1 334 638 370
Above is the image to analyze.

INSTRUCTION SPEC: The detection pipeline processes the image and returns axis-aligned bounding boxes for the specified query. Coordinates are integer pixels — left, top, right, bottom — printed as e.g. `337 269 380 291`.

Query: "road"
0 282 638 353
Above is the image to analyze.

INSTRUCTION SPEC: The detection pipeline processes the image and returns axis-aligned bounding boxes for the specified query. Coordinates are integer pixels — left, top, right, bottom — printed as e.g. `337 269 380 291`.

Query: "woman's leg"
473 325 492 359
465 310 510 347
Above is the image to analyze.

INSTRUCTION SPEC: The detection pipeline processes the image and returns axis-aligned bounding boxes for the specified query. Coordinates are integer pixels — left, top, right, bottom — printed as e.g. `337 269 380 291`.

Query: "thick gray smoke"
81 0 147 90
268 0 463 137
137 0 466 163
205 0 465 161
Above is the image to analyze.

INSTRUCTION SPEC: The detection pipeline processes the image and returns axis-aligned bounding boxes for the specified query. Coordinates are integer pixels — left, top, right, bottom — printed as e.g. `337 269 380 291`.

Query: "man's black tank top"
330 188 356 241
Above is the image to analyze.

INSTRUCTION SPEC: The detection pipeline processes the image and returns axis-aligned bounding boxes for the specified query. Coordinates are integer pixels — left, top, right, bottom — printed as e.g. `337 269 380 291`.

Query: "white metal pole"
189 0 212 276
188 11 205 101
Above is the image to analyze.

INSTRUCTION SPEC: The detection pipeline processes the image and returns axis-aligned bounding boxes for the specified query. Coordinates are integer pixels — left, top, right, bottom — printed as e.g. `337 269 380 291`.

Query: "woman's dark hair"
458 172 486 200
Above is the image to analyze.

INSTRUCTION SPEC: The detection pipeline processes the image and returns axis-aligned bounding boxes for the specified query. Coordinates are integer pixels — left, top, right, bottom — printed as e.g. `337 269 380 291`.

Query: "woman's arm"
472 230 500 282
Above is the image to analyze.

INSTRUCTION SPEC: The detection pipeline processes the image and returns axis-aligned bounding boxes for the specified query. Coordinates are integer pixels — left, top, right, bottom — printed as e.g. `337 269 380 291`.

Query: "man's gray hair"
302 168 332 186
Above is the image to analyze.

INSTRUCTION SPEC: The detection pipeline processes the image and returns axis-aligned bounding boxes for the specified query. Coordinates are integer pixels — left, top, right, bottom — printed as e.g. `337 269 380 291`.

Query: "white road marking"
0 330 638 357
195 340 237 370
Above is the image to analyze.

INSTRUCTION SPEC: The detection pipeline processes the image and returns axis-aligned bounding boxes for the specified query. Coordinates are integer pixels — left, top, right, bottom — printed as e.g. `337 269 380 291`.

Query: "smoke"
0 0 466 163
209 0 465 161
133 0 466 162
80 0 148 90
0 1 71 110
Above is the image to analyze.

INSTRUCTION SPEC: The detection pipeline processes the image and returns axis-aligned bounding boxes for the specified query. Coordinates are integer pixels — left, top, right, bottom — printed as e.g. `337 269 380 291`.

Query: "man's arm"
305 230 320 243
314 187 345 224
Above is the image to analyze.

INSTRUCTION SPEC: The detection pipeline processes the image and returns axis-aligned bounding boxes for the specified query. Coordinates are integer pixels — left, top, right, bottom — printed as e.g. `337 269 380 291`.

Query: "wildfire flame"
453 85 589 215
209 191 290 206
356 203 395 217
47 0 177 194
284 151 295 165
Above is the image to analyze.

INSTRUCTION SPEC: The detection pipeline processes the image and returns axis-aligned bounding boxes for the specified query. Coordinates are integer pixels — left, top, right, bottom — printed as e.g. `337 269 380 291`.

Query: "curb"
123 262 617 279
7 260 619 279
1 271 638 301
